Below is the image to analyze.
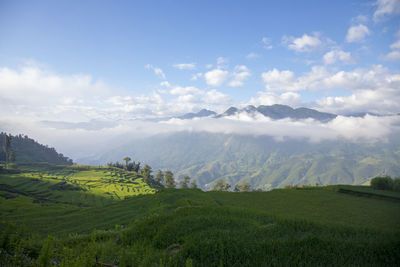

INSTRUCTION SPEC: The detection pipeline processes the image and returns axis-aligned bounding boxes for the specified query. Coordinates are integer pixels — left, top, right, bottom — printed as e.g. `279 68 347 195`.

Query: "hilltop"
0 133 73 165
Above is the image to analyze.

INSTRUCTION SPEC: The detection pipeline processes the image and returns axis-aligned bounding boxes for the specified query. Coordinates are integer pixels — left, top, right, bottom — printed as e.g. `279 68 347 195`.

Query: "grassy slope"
0 163 155 207
1 164 400 266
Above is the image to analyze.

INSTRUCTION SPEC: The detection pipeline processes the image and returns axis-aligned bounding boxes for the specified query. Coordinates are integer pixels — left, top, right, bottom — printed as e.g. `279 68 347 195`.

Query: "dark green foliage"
155 170 164 184
370 176 399 191
0 133 73 165
179 176 191 188
141 164 153 184
164 171 176 188
190 179 197 189
1 163 399 266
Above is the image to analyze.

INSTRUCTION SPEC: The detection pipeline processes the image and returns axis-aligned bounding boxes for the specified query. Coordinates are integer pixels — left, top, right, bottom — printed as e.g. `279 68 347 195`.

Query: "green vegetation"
1 163 399 266
93 132 400 190
0 133 73 165
370 176 400 192
0 162 156 207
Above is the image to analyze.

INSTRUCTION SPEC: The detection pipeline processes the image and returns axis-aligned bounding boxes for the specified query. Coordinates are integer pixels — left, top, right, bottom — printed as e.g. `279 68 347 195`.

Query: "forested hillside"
87 132 400 190
0 133 73 165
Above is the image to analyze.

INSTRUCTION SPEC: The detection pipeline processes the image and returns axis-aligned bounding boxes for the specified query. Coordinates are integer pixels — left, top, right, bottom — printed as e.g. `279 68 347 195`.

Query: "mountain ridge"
180 104 337 122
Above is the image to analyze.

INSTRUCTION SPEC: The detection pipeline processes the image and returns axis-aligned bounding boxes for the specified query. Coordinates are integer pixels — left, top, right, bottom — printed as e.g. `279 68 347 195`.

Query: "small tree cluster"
212 179 231 191
370 176 400 192
179 175 197 189
234 182 251 192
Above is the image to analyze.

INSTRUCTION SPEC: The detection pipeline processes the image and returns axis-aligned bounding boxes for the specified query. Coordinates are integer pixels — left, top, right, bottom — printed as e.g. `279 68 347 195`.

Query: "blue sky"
0 0 399 123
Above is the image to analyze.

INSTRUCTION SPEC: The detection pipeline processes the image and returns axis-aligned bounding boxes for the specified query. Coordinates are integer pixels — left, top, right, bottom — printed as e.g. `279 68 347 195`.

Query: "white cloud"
246 52 259 59
228 65 251 87
261 64 400 94
373 0 400 22
202 89 231 105
248 92 302 107
346 24 371 43
160 81 172 88
0 65 108 108
390 40 400 49
261 68 296 90
286 33 322 52
204 69 229 86
191 72 203 81
145 64 166 79
384 50 400 60
352 14 369 24
217 57 228 66
384 39 400 61
262 37 273 50
316 87 400 115
323 49 353 65
173 63 196 70
170 86 201 95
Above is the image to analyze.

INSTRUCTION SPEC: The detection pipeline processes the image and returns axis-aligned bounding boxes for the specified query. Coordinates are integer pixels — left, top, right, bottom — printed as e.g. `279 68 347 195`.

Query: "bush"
393 178 400 192
370 176 394 191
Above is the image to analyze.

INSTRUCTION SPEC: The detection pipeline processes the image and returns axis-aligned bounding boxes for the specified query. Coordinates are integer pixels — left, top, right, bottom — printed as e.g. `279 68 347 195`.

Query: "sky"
0 0 400 159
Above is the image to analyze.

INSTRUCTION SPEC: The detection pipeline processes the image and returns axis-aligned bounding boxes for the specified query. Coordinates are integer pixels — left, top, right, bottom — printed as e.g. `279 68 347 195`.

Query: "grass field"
1 163 399 266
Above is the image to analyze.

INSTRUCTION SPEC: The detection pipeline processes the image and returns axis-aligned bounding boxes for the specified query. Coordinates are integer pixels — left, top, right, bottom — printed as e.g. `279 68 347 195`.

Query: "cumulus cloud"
323 49 353 65
173 63 196 70
228 65 251 87
285 33 322 52
145 64 166 79
170 86 201 95
205 65 251 87
261 68 296 90
204 69 229 86
373 0 400 22
346 24 371 43
384 39 400 61
261 64 399 93
0 64 233 123
248 92 302 107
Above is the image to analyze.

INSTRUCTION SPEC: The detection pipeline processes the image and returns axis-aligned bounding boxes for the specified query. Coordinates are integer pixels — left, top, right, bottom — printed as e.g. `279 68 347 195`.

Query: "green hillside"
89 132 400 190
1 163 399 266
0 133 73 165
0 163 155 207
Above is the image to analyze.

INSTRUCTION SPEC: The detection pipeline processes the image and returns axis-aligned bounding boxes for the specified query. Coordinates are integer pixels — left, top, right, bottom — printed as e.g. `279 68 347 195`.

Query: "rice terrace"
1 0 400 266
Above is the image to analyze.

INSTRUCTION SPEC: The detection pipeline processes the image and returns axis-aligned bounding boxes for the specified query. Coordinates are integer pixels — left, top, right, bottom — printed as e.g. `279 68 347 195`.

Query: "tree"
155 170 164 184
164 171 176 188
190 179 197 189
234 182 251 192
179 176 191 188
212 179 230 191
8 151 15 163
123 157 131 168
141 164 152 184
370 176 393 191
3 134 10 168
239 182 251 192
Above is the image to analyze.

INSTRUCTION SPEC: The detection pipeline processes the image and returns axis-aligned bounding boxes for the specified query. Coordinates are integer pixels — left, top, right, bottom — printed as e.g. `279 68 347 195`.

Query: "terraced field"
0 163 155 207
0 163 399 266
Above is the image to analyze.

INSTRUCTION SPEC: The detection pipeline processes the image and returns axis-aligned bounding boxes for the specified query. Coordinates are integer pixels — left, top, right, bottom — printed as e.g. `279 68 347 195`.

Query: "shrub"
370 176 394 191
393 178 400 192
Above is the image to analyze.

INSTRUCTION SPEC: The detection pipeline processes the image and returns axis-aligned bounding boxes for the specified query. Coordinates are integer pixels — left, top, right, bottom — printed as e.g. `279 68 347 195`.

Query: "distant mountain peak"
215 104 337 122
179 109 217 120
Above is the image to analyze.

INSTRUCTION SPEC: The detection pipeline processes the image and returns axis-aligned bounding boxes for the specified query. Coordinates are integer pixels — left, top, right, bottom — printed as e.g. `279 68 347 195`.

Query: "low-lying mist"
1 113 399 162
